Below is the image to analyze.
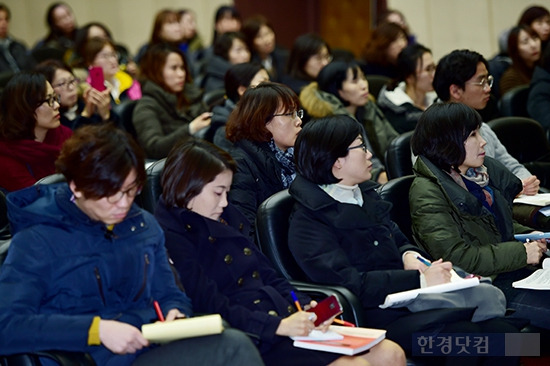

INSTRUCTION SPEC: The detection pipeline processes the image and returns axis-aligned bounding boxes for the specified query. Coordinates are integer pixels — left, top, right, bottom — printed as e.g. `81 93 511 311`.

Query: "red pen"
153 300 165 322
332 318 356 327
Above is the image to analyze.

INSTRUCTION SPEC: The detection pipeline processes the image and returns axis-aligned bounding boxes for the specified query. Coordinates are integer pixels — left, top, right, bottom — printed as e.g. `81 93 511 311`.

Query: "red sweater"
0 125 72 192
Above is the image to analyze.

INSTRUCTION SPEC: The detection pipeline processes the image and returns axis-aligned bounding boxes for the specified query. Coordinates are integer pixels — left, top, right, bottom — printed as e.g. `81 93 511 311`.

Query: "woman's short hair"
161 138 237 208
518 6 550 27
226 82 299 143
242 15 273 54
295 115 366 184
213 31 247 60
56 124 146 199
150 9 180 45
411 102 482 172
224 62 265 103
389 43 431 90
362 22 407 65
140 43 191 96
213 5 242 43
317 60 361 105
35 59 73 84
74 22 112 60
0 72 47 140
286 33 331 80
82 37 116 67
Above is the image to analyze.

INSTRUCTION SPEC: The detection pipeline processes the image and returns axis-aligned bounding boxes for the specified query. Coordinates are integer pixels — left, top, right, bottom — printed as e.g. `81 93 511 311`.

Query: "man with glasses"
433 49 542 195
0 124 263 366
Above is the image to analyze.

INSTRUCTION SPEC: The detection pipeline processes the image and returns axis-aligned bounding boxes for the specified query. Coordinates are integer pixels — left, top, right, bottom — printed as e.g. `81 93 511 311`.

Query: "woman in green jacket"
410 102 550 330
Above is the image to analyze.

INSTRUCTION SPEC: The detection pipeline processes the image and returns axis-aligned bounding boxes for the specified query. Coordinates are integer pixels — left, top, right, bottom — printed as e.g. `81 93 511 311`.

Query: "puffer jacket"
0 183 192 365
410 155 532 277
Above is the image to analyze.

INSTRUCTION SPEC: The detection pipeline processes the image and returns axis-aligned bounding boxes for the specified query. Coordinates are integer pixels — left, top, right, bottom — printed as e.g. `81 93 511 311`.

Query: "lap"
260 336 341 366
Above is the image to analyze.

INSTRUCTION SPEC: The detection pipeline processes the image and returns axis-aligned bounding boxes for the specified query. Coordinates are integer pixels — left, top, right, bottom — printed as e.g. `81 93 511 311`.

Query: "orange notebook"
292 325 386 355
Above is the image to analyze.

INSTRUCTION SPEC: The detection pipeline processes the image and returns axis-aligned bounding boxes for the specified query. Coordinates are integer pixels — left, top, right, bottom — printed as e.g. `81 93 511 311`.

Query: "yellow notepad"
141 314 224 343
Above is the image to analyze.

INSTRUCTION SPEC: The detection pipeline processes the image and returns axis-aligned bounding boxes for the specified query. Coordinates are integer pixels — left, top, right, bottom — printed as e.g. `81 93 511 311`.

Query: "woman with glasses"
288 115 521 364
377 43 437 133
226 82 301 231
155 138 406 366
300 60 398 184
410 102 550 331
0 72 72 192
282 33 332 94
499 24 541 96
36 59 118 130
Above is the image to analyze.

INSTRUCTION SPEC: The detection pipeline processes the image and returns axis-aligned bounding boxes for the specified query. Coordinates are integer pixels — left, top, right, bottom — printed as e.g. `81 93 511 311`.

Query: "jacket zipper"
132 254 149 302
94 267 106 305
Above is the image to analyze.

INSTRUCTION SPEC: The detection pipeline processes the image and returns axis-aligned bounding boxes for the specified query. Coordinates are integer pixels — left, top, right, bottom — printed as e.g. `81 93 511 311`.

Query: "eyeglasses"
52 78 79 90
468 75 494 89
272 109 304 120
37 94 60 108
106 185 142 204
96 52 119 61
347 141 368 153
312 53 333 63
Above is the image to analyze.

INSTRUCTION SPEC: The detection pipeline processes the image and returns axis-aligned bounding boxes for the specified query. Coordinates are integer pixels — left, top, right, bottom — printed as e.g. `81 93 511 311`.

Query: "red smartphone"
89 66 106 91
307 295 343 326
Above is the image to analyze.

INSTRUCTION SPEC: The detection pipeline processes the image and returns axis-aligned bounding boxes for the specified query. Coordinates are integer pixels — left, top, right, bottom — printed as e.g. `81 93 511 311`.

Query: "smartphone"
307 295 343 326
89 66 106 91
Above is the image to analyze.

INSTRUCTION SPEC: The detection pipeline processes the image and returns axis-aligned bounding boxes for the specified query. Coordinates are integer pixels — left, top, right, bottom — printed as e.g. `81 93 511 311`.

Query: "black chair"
139 159 165 214
384 131 414 180
365 74 391 101
112 100 138 141
488 117 550 164
377 175 415 243
31 47 65 64
498 85 530 117
34 174 65 185
255 190 367 327
202 89 226 111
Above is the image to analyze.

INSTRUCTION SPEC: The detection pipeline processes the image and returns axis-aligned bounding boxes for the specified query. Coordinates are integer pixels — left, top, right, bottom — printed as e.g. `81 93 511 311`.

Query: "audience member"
378 8 416 45
155 138 406 366
0 72 72 192
288 115 521 363
433 49 543 192
0 3 35 74
528 42 550 131
202 31 250 92
282 33 332 94
410 102 550 331
133 43 210 159
361 22 408 78
36 59 116 129
226 82 301 230
300 60 398 183
377 43 437 133
177 9 204 64
499 24 541 96
242 15 288 82
135 9 183 64
212 62 269 149
33 2 77 54
518 5 550 51
0 123 263 366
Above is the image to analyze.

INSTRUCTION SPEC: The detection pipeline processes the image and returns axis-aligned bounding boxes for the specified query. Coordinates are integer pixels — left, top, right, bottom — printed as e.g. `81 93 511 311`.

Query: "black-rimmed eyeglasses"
272 109 304 120
347 141 367 153
37 94 60 108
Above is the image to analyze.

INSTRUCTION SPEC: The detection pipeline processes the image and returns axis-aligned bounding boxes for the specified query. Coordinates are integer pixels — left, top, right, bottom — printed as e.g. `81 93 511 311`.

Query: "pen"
153 300 165 322
333 318 356 327
415 255 431 267
290 291 302 311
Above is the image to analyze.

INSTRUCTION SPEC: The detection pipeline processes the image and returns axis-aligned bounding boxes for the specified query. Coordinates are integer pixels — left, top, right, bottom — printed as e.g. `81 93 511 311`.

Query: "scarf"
449 165 494 209
267 139 295 188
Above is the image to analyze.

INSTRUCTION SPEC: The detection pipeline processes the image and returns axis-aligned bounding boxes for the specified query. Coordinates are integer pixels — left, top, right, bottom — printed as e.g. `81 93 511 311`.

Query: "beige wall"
390 0 550 61
5 0 550 62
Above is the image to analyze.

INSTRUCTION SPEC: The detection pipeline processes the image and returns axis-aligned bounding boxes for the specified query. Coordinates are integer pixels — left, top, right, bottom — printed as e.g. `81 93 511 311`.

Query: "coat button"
268 310 278 316
373 240 379 246
287 305 294 313
185 224 192 231
224 255 233 264
243 247 252 256
237 277 244 286
208 236 216 243
254 299 261 304
252 271 260 279
130 226 136 232
140 222 145 227
239 223 244 231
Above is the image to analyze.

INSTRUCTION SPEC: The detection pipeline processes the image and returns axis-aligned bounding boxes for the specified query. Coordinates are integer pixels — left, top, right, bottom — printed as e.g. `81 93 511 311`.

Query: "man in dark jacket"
0 4 35 73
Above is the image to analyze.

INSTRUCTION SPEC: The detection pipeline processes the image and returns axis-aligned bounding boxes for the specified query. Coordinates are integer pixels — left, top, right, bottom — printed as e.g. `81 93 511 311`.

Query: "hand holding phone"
306 295 343 327
89 66 106 91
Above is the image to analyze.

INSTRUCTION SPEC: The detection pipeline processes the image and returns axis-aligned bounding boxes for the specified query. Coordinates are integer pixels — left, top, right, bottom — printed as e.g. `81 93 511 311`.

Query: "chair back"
112 100 139 140
498 85 529 117
377 175 415 243
385 131 414 180
140 159 165 214
202 89 226 110
255 190 308 281
35 174 66 185
365 74 391 101
488 117 550 163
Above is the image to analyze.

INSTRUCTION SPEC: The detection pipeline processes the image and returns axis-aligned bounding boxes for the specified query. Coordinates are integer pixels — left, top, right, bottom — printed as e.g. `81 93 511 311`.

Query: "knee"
368 339 406 366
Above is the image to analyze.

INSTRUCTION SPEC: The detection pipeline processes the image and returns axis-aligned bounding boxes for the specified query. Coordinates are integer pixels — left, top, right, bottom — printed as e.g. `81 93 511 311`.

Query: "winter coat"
0 37 35 73
410 155 532 277
299 82 398 171
155 200 309 352
202 55 230 93
528 66 550 132
0 125 72 192
377 82 436 134
210 98 235 148
0 184 192 365
288 175 429 328
251 47 288 83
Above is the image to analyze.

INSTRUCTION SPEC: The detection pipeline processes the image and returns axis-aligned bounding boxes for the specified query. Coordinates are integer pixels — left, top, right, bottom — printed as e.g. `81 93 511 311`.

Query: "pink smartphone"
89 66 105 91
307 295 343 326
